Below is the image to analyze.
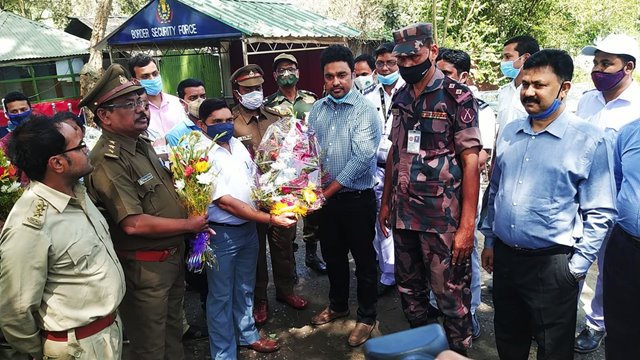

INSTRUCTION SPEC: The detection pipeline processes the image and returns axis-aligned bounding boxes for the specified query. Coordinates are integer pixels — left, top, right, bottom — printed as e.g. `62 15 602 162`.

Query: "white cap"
581 34 640 61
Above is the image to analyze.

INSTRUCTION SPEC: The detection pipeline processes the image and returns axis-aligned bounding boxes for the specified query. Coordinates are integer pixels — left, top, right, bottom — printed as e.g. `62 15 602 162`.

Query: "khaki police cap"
230 64 264 87
79 63 143 113
273 53 298 70
187 97 205 119
392 23 433 56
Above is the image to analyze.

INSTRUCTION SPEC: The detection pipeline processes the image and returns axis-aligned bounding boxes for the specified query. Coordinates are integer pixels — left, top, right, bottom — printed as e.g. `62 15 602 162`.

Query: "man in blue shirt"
480 49 617 360
308 44 381 347
603 118 640 360
165 78 207 146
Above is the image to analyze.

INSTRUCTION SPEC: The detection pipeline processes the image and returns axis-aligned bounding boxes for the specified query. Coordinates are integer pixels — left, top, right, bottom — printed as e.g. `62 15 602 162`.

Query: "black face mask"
398 58 432 84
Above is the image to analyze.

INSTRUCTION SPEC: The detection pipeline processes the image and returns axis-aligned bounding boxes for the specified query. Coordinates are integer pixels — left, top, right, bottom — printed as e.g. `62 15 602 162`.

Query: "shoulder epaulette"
104 139 120 159
443 78 474 105
262 105 287 117
477 98 490 110
23 198 47 229
582 89 598 95
300 89 318 100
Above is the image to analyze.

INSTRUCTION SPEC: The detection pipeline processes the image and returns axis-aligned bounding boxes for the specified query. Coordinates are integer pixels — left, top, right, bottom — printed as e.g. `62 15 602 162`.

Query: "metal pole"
241 38 249 66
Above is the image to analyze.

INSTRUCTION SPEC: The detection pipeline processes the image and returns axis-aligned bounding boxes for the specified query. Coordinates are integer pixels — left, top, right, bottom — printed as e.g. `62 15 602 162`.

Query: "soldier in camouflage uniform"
378 23 482 355
264 54 327 275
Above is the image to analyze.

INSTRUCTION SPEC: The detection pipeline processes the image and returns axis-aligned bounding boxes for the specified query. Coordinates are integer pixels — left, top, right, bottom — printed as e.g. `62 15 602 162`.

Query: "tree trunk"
442 0 454 45
431 0 438 44
79 0 112 125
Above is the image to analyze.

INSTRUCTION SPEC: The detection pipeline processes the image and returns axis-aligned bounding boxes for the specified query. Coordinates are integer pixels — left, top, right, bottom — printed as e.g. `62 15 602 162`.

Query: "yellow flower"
194 161 210 173
302 188 317 205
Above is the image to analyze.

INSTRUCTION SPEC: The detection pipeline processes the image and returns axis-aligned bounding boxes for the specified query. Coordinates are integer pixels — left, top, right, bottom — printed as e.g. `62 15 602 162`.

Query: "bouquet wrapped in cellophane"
252 117 326 217
0 147 22 222
169 131 218 273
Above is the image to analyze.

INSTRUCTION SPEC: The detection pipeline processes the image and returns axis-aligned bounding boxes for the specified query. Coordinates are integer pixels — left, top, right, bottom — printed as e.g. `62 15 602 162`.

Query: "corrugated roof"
68 16 129 36
179 0 360 39
0 10 89 64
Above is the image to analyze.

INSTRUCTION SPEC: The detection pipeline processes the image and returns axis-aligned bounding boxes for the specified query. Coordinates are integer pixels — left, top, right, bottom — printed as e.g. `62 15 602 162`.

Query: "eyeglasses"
276 67 298 75
375 60 398 69
59 141 88 155
103 98 149 111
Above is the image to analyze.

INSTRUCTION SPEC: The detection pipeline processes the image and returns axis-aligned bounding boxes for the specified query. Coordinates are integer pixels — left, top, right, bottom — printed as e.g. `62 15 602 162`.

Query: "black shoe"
305 254 327 274
376 282 394 296
574 326 605 353
183 325 208 341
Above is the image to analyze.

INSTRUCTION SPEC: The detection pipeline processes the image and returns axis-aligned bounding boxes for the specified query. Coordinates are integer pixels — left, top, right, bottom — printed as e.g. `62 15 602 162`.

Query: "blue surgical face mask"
377 71 400 86
206 122 234 143
500 61 520 79
528 83 565 120
139 76 163 96
327 90 351 104
7 108 33 131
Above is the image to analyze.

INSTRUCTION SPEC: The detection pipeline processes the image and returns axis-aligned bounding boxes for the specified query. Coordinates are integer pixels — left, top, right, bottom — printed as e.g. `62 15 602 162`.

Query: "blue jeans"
206 222 260 360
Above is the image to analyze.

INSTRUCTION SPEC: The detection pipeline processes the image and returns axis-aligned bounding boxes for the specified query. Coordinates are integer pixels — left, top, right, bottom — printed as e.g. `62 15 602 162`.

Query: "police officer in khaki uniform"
230 64 309 326
379 23 482 355
0 117 125 359
80 64 209 360
264 54 327 276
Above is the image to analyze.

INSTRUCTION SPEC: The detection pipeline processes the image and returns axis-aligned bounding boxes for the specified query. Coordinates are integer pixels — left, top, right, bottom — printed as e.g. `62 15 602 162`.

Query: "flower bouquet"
252 116 326 217
169 131 218 273
0 147 22 222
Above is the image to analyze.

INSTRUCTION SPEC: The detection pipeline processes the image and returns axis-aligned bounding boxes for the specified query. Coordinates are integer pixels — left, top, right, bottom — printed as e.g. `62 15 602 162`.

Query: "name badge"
154 145 168 155
237 135 253 142
137 173 154 185
407 130 421 154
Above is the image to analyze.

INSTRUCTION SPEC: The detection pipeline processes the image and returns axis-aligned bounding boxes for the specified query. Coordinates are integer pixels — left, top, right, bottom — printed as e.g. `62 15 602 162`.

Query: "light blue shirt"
480 109 617 274
308 90 381 191
165 118 201 147
614 119 640 237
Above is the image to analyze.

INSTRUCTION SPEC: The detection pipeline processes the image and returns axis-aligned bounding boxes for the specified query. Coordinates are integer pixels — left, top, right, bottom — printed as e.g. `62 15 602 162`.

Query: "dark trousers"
302 211 321 244
119 244 185 360
493 240 578 360
255 223 296 300
394 229 472 353
604 224 640 360
318 189 378 325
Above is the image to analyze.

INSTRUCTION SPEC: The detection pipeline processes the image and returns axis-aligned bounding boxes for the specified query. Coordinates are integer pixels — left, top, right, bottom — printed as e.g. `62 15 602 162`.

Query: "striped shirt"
308 90 381 191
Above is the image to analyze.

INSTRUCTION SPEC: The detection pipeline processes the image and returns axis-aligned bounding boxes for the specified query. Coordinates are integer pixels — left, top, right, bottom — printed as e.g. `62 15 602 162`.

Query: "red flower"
7 165 16 177
282 187 291 194
185 166 194 178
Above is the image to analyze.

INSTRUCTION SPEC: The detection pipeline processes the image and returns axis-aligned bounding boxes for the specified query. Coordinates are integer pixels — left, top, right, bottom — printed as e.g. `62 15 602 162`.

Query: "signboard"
109 0 244 45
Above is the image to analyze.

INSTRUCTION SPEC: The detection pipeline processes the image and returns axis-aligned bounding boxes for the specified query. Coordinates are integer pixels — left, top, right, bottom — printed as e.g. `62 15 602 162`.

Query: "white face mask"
353 75 376 93
237 90 264 110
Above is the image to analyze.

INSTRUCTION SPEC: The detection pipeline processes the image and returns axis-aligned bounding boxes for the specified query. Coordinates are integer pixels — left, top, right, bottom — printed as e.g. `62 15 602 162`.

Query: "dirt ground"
122 225 606 360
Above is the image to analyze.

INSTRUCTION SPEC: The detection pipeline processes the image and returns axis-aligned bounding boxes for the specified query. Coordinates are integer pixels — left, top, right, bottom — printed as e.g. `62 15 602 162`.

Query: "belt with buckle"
209 221 247 228
42 312 117 341
116 247 177 262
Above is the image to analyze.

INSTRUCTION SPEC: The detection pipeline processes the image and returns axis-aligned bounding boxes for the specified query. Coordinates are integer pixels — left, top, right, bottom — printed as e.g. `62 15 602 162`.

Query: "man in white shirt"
496 35 540 135
362 42 405 296
573 33 640 354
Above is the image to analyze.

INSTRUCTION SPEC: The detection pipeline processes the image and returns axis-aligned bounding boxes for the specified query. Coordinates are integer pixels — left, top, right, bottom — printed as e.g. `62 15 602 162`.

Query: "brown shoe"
253 299 268 326
311 306 350 325
276 294 309 310
243 338 280 353
348 321 377 347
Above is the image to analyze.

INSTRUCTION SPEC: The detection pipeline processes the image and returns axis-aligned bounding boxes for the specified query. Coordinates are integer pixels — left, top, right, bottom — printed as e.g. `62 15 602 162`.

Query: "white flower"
270 161 287 171
7 182 20 193
175 179 185 191
196 170 216 186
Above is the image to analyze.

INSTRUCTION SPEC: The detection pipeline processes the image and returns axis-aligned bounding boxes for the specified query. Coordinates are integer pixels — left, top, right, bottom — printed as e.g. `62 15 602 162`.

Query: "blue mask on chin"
529 99 562 120
327 90 351 104
377 71 400 86
206 122 234 143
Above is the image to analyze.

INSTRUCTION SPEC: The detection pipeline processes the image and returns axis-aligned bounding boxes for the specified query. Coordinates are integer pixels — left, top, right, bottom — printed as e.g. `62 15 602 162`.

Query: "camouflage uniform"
389 23 482 353
264 89 317 120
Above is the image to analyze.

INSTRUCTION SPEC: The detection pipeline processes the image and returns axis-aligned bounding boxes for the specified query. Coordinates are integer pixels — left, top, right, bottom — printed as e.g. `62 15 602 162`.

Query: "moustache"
522 97 539 104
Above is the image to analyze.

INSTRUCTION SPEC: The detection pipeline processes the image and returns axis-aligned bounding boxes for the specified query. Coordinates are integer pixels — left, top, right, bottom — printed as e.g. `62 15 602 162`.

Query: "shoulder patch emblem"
460 108 476 124
24 198 47 229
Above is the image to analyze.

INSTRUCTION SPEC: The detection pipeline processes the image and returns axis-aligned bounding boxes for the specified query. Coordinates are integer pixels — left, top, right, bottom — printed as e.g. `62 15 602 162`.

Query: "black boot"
305 242 327 274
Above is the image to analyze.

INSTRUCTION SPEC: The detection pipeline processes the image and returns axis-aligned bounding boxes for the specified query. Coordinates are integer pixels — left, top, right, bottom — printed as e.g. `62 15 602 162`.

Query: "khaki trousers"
42 316 123 360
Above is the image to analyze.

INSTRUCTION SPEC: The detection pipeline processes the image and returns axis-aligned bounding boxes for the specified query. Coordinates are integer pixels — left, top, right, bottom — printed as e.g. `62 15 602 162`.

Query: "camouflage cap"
273 53 298 70
187 97 205 119
230 64 264 87
392 23 433 56
78 63 143 113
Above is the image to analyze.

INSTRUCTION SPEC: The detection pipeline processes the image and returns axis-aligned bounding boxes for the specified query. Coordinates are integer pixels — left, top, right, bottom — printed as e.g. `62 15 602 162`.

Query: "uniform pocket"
135 177 162 213
419 119 450 150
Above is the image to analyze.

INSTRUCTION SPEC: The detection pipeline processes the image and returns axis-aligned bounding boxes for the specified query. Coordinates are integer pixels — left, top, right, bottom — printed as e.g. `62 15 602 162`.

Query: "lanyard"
379 87 393 122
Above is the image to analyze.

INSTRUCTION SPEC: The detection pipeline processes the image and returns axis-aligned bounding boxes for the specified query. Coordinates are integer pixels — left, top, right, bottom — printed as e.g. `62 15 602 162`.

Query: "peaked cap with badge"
392 23 433 56
273 53 298 70
230 64 265 87
79 63 144 113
